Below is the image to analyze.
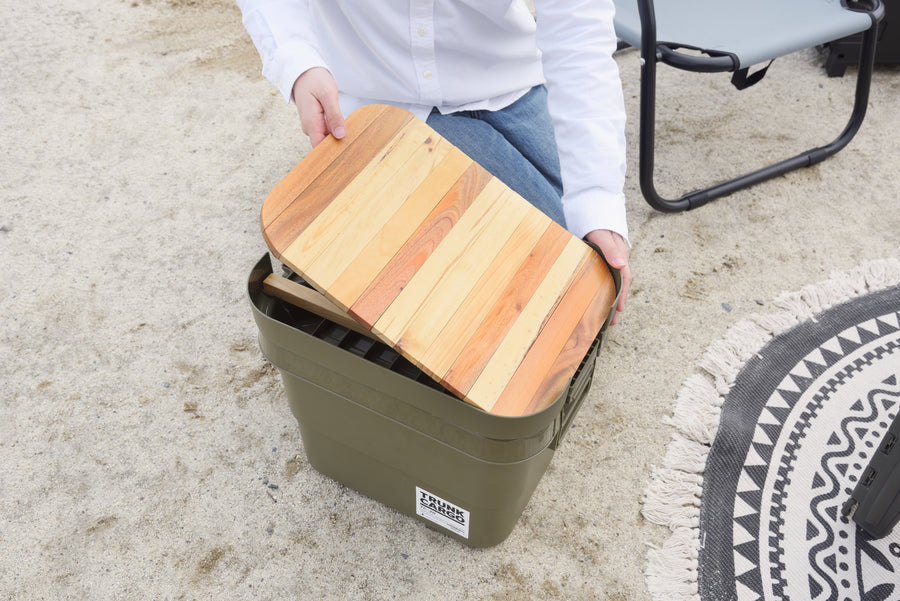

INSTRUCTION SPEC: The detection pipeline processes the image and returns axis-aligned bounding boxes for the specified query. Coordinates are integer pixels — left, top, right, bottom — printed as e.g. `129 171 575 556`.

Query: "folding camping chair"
612 0 885 212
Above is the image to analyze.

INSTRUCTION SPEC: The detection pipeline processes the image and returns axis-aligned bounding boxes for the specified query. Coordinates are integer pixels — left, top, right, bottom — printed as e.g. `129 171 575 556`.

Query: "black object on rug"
642 260 900 601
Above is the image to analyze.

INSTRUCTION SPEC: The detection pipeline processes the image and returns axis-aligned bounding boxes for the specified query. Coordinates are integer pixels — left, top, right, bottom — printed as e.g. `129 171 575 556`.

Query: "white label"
415 487 470 539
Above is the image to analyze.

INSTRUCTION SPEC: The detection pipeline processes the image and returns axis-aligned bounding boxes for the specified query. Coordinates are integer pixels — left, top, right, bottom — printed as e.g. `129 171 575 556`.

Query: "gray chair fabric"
613 0 875 68
610 0 883 212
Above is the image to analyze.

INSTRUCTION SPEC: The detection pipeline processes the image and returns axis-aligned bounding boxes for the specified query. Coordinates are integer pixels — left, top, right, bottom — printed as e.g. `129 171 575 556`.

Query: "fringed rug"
642 259 900 601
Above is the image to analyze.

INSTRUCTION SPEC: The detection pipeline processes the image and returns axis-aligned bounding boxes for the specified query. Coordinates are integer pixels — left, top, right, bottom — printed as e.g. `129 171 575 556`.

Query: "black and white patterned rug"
642 260 900 601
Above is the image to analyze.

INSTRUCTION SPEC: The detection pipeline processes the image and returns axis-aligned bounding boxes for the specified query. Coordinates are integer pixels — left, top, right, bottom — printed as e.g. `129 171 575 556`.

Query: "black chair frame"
628 0 885 212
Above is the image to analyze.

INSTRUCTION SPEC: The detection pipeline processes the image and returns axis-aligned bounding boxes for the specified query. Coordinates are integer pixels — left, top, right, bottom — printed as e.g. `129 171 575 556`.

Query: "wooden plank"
260 105 390 230
349 162 492 329
488 253 616 416
520 279 614 414
416 210 551 378
259 104 616 415
371 177 508 343
261 273 386 341
327 147 473 307
438 223 572 399
262 107 415 258
278 118 438 278
303 136 455 293
395 188 530 364
461 237 592 409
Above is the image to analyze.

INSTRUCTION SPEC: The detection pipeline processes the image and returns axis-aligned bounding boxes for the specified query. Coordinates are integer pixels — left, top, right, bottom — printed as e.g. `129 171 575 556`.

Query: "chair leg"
637 20 880 213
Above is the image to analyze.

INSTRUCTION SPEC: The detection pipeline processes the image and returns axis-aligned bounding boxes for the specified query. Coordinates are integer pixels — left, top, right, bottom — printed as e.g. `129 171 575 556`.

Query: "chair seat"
613 0 875 68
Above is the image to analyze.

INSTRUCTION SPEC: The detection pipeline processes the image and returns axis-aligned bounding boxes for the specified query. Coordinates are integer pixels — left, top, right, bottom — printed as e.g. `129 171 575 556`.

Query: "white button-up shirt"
237 0 628 241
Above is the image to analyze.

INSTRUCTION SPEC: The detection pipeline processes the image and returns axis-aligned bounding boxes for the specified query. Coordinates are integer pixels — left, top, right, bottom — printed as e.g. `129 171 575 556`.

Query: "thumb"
319 94 346 140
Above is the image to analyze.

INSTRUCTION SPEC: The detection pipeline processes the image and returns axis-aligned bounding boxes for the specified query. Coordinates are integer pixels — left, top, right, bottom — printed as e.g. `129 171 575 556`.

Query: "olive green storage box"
248 254 603 547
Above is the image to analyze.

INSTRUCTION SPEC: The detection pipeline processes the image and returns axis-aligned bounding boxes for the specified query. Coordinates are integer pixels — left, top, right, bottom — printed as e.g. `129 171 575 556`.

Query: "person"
237 0 631 324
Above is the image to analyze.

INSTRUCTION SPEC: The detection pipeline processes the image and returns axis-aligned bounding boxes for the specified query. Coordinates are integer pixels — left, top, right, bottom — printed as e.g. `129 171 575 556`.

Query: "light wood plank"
438 223 572 399
349 162 492 328
304 136 455 293
464 237 592 411
260 105 391 230
520 279 614 414
372 177 508 343
279 118 438 277
416 210 551 378
489 254 615 416
395 188 530 364
327 148 473 307
262 107 414 255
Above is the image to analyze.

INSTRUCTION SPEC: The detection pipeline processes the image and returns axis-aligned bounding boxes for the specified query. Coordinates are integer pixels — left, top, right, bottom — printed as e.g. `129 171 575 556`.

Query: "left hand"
585 229 631 326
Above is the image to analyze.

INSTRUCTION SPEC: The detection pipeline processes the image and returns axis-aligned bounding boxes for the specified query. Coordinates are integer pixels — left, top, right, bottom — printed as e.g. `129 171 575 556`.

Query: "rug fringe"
662 374 721 445
641 258 900 601
645 527 700 601
662 433 710 474
699 319 772 394
642 467 702 529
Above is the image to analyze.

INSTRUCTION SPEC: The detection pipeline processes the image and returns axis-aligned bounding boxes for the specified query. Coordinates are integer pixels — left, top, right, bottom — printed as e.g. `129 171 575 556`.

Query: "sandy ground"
2 1 898 599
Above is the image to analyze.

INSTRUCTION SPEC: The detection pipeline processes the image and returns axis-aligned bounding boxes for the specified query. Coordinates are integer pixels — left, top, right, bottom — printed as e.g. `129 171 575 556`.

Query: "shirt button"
423 69 433 79
417 26 428 37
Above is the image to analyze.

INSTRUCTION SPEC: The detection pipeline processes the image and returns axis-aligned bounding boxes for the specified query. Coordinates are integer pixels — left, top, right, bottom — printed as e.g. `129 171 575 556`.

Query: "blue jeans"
425 85 566 228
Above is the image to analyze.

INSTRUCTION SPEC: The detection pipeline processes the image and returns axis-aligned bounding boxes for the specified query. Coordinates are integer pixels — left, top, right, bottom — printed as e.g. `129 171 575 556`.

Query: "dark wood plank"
262 107 415 259
438 223 572 400
260 104 389 230
489 253 615 416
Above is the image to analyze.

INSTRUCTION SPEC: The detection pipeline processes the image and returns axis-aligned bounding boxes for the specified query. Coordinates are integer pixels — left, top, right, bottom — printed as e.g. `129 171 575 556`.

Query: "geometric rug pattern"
700 286 899 601
642 260 900 601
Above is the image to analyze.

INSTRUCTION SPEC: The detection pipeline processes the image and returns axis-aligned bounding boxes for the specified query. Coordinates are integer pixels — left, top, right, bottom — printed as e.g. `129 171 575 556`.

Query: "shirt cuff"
562 187 630 246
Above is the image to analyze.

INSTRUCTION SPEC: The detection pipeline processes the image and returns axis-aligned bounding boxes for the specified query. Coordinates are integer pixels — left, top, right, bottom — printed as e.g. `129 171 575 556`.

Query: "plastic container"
825 0 898 76
248 253 605 547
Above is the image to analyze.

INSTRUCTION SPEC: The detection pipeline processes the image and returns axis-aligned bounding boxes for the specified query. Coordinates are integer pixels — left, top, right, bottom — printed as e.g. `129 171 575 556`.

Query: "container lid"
260 105 616 416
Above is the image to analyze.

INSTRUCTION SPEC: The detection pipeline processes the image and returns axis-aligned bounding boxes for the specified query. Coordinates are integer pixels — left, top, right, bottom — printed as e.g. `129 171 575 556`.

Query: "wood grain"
303 134 455 292
327 148 473 307
488 253 616 416
395 187 530 363
260 104 616 415
462 237 592 408
520 282 613 414
415 207 550 377
261 274 385 340
263 107 415 259
438 223 572 399
260 105 391 231
372 177 508 343
349 161 492 328
279 118 438 280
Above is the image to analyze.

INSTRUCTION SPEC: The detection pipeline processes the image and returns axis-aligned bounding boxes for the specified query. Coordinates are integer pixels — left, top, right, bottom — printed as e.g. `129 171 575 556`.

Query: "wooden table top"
261 105 617 416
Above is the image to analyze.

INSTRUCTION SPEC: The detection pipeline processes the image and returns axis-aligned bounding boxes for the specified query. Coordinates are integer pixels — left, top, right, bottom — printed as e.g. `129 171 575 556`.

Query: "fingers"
297 94 329 146
612 262 631 326
321 95 346 141
585 229 631 326
292 67 346 147
588 229 628 269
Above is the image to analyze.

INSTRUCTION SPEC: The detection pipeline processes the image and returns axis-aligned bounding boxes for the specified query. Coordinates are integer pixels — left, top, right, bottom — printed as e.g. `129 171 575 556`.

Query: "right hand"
584 228 631 326
292 67 346 147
